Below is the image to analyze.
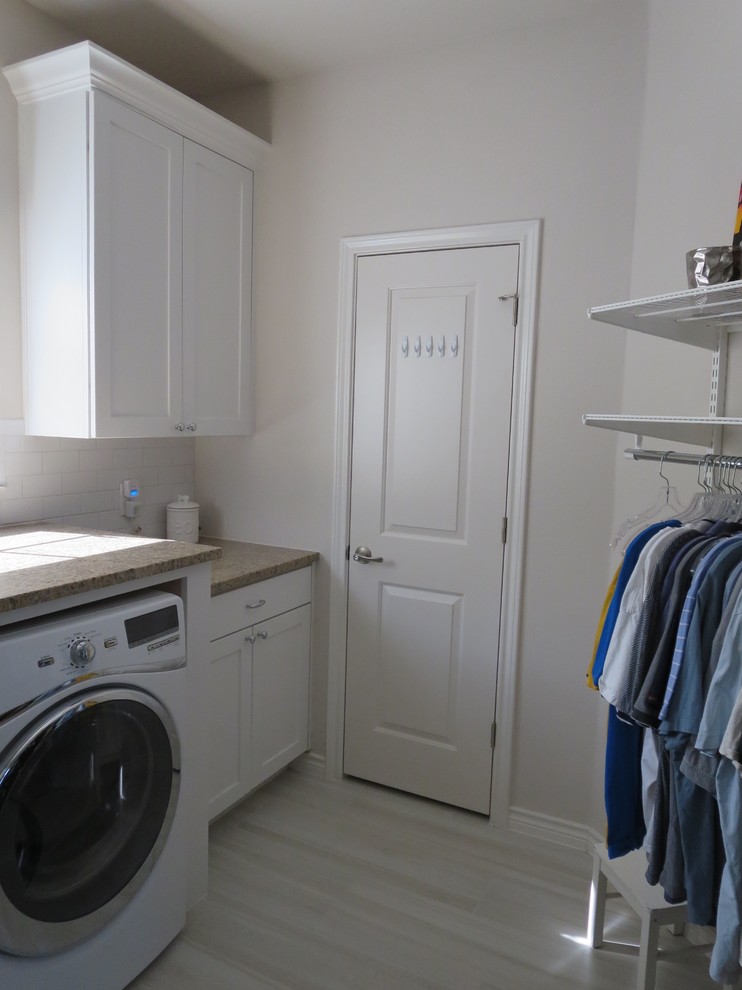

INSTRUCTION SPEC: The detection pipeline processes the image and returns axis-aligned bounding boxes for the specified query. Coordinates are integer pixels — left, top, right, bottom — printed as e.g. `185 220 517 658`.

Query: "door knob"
353 545 384 564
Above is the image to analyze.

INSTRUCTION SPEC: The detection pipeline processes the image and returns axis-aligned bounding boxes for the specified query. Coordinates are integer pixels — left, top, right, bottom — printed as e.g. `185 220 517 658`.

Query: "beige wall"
199 3 647 831
614 0 742 536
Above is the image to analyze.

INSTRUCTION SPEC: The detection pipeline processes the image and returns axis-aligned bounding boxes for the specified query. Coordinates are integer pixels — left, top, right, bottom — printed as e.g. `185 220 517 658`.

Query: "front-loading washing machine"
0 589 190 990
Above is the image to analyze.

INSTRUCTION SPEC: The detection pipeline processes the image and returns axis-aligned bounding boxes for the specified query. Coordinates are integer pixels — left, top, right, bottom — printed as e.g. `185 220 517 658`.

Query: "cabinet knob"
245 634 256 645
257 630 268 640
186 423 197 432
174 422 185 432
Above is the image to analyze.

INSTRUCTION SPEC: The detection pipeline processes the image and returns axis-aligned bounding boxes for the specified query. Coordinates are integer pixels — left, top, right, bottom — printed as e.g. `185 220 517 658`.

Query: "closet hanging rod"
623 447 742 468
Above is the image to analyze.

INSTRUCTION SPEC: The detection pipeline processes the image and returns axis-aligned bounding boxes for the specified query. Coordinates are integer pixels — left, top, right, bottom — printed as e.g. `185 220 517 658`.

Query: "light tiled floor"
130 770 719 990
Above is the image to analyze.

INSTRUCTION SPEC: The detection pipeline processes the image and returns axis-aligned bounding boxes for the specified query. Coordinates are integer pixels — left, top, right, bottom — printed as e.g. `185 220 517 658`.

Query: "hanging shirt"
589 520 681 690
599 525 689 707
662 536 742 733
611 526 711 717
631 538 717 727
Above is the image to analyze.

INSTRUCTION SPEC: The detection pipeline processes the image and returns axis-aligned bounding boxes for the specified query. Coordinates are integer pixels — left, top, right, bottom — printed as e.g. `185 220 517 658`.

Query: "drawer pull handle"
245 599 266 609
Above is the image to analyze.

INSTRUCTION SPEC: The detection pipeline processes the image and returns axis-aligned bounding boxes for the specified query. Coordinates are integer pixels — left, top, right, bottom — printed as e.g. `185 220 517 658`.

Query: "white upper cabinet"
3 42 267 438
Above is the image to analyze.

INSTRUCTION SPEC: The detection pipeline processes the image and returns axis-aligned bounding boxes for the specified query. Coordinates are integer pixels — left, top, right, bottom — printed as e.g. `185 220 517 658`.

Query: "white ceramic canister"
167 494 200 543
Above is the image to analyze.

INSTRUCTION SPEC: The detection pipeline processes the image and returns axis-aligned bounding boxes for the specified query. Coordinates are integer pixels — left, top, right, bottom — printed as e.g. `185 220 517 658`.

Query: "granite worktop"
0 525 318 615
204 538 319 596
0 524 221 614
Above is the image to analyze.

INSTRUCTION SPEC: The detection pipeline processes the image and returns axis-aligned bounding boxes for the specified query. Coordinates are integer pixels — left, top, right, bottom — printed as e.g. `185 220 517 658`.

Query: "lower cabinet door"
251 605 311 787
207 629 252 821
208 604 311 822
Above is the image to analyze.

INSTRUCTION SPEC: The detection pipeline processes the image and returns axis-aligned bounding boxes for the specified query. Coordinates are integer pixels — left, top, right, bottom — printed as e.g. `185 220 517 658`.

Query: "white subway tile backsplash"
22 473 62 498
0 476 23 501
22 436 62 452
144 484 177 505
142 447 170 467
96 509 130 531
80 490 116 514
62 470 99 494
6 451 43 476
79 449 114 472
110 448 143 470
42 450 81 474
96 468 132 492
0 434 198 537
171 444 195 466
1 497 44 525
43 493 82 518
136 467 160 487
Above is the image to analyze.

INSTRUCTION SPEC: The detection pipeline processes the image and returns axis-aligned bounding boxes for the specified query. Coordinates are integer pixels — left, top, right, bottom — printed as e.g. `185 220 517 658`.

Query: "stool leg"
587 854 607 949
637 912 660 990
670 919 685 936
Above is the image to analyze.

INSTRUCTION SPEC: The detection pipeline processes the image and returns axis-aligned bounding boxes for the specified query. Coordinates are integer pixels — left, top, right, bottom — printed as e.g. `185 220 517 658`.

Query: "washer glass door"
0 687 180 956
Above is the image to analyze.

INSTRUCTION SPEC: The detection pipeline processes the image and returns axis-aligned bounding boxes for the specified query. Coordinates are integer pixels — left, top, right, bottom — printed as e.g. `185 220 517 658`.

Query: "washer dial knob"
69 637 96 667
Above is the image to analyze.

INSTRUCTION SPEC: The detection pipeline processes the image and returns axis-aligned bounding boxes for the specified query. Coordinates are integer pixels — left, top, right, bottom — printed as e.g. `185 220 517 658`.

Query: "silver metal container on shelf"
686 245 742 287
166 495 199 543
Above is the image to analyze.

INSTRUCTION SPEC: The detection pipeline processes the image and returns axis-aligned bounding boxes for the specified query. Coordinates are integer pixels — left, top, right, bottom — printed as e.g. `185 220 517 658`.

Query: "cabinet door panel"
208 629 251 820
183 141 253 435
252 605 311 786
91 91 183 437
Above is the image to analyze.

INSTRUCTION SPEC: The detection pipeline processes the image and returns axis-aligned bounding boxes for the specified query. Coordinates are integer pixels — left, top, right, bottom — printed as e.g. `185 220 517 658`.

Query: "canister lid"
167 494 199 510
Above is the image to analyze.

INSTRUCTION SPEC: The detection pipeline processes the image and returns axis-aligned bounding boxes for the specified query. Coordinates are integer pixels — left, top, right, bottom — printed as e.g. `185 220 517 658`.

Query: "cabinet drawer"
210 567 311 640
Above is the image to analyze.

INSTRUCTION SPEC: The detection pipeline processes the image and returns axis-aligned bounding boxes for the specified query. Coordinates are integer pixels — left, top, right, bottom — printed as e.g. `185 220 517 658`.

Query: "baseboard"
508 806 603 851
290 750 326 779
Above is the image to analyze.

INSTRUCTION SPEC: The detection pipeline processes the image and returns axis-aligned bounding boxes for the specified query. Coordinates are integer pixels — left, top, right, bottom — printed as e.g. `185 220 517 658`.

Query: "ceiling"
23 0 613 98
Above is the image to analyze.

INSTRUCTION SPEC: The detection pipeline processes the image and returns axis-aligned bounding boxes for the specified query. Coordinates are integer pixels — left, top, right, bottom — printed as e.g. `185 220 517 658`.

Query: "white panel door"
344 245 519 814
182 141 253 435
91 91 183 437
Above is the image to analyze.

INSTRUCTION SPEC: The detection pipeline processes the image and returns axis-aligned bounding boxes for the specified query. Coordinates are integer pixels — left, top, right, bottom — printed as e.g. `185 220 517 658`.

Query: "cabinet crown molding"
2 40 269 171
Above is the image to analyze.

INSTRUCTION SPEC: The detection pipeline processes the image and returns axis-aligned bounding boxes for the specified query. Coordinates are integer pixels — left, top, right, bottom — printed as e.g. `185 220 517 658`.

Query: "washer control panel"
0 590 185 717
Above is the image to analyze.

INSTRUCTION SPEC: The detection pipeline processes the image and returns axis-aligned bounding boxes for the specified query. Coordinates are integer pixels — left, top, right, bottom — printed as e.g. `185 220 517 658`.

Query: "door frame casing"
326 220 541 828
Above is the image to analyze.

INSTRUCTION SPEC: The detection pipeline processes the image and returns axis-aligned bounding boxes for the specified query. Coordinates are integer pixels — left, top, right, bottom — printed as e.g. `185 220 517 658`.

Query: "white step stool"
587 842 696 990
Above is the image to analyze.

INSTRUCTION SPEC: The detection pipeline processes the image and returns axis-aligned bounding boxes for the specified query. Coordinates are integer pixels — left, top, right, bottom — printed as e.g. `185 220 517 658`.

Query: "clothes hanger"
610 451 687 550
673 453 718 522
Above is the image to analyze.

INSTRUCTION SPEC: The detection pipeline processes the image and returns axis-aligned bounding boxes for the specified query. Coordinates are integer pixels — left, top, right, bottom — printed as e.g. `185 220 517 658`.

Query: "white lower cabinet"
208 570 311 821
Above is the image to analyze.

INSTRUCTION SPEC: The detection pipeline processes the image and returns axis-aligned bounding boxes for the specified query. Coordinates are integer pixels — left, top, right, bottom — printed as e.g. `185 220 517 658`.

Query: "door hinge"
346 544 351 561
501 516 508 544
498 291 519 327
491 721 497 749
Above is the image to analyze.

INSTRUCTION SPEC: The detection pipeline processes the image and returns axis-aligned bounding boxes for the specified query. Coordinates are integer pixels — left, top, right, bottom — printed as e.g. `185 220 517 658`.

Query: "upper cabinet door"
182 142 253 436
91 91 184 438
4 42 266 438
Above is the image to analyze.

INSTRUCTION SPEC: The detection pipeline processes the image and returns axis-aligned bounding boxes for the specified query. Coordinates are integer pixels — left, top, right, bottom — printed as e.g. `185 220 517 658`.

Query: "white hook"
425 335 433 357
414 336 421 357
437 335 445 357
451 335 459 357
401 335 409 357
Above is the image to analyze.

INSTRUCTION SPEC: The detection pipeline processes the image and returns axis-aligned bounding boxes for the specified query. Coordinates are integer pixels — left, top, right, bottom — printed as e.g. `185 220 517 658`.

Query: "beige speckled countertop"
0 525 221 615
0 525 318 616
204 538 319 596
